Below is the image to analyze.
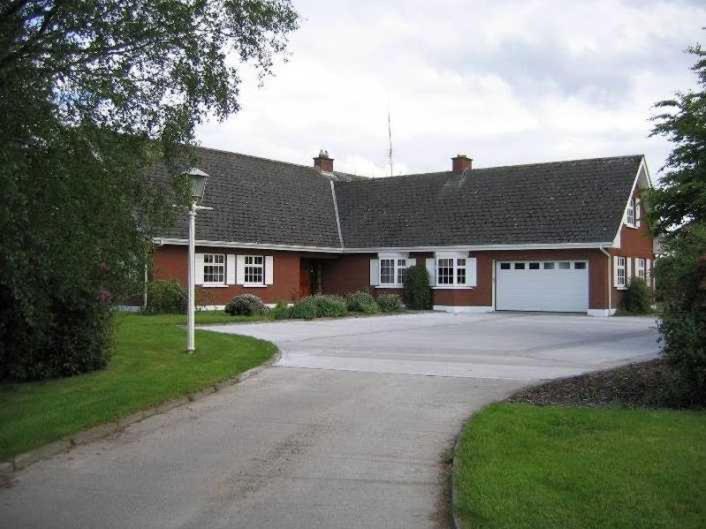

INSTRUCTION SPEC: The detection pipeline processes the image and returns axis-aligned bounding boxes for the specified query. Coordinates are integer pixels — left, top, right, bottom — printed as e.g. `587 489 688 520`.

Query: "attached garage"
496 260 589 312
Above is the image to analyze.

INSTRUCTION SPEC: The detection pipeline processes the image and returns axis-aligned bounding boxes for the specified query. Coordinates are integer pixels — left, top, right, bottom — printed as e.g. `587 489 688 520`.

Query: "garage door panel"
496 261 588 312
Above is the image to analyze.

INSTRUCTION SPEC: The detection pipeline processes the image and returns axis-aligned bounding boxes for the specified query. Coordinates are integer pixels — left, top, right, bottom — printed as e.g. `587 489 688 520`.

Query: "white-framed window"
626 198 636 227
203 254 225 285
437 257 468 286
379 256 409 287
616 256 626 288
244 255 264 285
636 257 646 280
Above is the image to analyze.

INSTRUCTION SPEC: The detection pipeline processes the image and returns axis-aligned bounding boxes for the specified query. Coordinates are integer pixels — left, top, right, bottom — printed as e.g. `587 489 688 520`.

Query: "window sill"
201 283 228 288
432 286 474 290
376 284 404 289
624 223 639 230
243 283 267 288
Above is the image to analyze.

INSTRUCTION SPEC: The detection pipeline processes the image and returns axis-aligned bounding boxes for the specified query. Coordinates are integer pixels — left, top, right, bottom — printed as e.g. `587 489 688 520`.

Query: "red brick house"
151 147 655 316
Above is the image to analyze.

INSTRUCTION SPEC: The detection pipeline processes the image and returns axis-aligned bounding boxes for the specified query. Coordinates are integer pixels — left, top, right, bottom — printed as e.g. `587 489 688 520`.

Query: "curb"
449 429 465 529
0 350 280 480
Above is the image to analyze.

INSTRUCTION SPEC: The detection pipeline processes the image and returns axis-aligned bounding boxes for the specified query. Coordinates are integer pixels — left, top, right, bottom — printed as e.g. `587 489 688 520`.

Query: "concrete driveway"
1 312 659 529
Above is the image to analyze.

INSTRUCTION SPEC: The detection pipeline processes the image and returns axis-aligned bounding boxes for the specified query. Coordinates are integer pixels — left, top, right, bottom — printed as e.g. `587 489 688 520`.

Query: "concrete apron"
0 313 659 529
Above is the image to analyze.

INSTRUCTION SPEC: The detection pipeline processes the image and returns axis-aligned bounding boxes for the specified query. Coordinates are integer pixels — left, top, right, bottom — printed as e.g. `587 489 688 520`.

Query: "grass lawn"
0 313 276 461
454 403 706 529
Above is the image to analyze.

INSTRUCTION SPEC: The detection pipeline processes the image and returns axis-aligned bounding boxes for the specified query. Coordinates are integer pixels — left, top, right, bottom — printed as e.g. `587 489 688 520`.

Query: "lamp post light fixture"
185 167 210 353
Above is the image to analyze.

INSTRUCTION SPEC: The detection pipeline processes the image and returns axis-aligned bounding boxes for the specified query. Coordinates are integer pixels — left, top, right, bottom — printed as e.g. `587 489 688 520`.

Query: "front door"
300 260 313 297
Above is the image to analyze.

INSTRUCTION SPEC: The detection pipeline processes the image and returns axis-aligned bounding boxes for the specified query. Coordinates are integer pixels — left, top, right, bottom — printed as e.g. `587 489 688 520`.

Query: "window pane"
514 263 525 270
456 267 466 284
203 254 225 283
397 267 408 285
529 262 540 270
457 258 466 266
437 259 453 285
559 262 571 270
574 262 586 270
500 263 511 270
543 262 555 270
380 259 395 284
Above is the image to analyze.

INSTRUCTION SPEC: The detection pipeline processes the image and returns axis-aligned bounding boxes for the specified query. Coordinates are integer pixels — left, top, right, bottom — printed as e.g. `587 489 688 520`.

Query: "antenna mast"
387 109 394 177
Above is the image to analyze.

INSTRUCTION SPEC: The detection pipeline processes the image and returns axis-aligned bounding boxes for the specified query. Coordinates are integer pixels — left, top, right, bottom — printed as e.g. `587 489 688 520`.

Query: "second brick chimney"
313 149 334 173
452 154 472 174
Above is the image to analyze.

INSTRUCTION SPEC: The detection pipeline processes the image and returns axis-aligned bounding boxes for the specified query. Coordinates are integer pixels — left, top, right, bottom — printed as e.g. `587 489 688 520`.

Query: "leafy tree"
0 1 298 380
649 43 706 404
647 45 706 237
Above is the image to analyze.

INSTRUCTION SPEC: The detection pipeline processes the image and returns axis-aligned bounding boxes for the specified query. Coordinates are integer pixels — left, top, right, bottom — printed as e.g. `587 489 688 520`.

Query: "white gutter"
153 238 615 254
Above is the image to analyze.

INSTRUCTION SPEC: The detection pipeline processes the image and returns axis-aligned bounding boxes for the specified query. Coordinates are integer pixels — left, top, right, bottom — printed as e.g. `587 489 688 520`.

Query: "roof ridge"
353 154 645 182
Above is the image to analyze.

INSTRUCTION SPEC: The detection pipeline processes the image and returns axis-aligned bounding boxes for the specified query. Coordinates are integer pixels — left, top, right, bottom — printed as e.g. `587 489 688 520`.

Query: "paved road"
1 313 659 529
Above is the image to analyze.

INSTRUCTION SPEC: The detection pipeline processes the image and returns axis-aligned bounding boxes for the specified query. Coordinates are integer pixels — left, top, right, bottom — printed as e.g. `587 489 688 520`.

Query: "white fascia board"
153 238 345 253
153 238 614 254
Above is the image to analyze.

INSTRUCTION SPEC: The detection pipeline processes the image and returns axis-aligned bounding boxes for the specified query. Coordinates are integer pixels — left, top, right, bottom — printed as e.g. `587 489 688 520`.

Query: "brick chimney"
452 154 472 174
313 149 334 173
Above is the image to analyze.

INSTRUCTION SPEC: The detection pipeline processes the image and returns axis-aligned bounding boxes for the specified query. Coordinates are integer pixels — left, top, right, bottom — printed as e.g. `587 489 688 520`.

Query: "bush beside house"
145 280 186 314
346 290 380 313
622 278 652 314
225 294 268 316
403 265 432 310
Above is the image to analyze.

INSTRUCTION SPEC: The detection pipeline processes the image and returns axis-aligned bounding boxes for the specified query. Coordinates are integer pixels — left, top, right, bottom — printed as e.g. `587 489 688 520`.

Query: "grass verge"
0 313 276 461
454 403 706 529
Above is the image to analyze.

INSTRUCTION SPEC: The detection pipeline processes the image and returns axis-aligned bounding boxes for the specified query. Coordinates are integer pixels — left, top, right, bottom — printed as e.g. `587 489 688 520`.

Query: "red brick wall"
321 250 610 310
321 254 373 295
153 245 304 304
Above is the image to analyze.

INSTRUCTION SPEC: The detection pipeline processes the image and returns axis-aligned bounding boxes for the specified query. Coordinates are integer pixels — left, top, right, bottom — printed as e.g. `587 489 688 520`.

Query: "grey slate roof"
154 147 643 249
156 147 344 248
335 155 643 247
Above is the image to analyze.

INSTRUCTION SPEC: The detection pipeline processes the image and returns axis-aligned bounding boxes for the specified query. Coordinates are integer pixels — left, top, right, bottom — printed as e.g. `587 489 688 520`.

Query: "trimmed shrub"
145 280 186 314
290 297 318 320
377 293 402 313
225 294 267 316
403 265 432 310
346 290 380 314
622 278 652 314
311 295 348 318
271 301 292 320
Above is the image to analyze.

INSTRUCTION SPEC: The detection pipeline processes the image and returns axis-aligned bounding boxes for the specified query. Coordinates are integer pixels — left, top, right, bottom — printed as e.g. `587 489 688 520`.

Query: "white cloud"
196 0 706 179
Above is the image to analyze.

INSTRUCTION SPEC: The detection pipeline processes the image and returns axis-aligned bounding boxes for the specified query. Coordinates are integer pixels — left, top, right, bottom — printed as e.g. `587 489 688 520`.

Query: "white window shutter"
265 256 274 285
369 258 379 286
426 258 436 286
613 256 619 288
407 256 416 267
627 257 633 284
467 257 477 287
195 253 205 285
646 258 652 285
226 254 236 285
236 255 245 285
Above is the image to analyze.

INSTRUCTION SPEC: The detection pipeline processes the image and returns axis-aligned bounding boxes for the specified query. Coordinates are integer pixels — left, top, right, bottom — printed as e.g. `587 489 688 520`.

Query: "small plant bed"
509 359 692 409
0 314 276 461
454 403 706 529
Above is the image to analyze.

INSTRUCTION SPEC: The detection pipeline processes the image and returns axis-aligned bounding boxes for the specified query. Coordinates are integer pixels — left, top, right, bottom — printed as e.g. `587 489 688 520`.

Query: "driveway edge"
0 350 281 481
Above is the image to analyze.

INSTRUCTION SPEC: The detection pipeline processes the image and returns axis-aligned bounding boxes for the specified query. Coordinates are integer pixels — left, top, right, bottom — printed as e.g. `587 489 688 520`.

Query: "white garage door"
496 260 589 312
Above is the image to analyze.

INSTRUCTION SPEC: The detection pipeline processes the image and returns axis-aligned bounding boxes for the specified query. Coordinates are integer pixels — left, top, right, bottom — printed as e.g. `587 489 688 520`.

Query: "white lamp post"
185 168 209 353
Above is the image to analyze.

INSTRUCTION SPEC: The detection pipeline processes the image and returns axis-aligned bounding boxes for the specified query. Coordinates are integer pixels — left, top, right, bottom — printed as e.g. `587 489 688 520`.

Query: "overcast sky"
196 0 705 179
